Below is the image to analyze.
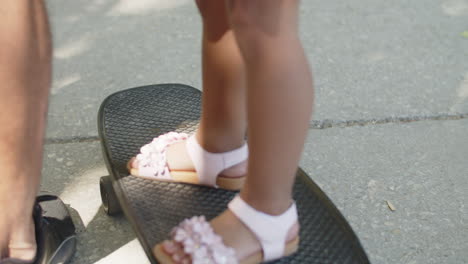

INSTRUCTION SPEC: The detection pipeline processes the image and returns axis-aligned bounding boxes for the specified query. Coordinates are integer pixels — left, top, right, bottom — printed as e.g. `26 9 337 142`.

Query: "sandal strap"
186 135 248 187
228 195 297 262
171 216 238 264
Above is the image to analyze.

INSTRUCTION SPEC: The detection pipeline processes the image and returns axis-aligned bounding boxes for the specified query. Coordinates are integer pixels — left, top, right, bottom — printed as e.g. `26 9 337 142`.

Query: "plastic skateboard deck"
97 84 370 264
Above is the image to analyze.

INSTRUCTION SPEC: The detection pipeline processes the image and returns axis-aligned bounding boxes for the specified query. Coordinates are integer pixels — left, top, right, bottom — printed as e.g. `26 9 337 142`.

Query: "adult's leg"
0 0 52 260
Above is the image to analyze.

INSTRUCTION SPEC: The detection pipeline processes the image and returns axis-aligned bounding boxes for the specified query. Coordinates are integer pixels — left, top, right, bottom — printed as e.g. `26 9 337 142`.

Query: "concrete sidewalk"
43 0 468 263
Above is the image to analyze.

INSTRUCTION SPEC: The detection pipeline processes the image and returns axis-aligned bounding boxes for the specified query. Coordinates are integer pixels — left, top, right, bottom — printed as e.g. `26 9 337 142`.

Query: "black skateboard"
97 84 370 264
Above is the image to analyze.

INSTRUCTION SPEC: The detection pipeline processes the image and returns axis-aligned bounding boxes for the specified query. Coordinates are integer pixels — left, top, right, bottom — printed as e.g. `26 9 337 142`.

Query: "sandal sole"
128 161 246 191
152 237 300 264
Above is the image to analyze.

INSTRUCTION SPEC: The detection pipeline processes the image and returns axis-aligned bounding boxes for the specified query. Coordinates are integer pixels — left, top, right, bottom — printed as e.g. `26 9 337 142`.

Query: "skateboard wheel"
100 176 122 216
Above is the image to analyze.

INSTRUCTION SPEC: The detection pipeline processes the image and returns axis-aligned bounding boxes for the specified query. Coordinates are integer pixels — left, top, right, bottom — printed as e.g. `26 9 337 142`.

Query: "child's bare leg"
0 0 52 261
194 0 247 152
230 0 314 215
131 0 248 176
163 0 313 261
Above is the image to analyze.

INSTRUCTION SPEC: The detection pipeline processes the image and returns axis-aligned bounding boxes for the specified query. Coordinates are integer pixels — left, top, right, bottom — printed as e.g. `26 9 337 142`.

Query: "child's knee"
227 0 300 53
196 0 226 21
226 0 256 31
196 0 231 38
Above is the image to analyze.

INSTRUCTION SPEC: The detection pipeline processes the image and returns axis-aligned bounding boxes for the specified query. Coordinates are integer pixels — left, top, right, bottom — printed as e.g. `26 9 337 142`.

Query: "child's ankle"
195 130 245 153
239 191 294 216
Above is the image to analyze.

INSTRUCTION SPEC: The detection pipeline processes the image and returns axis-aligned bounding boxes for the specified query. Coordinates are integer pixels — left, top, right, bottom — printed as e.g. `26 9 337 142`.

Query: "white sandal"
128 132 248 190
153 195 300 264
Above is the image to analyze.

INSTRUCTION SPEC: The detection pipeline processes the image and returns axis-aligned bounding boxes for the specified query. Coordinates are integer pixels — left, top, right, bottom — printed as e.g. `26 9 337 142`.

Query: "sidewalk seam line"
44 112 468 145
310 113 468 129
45 136 99 145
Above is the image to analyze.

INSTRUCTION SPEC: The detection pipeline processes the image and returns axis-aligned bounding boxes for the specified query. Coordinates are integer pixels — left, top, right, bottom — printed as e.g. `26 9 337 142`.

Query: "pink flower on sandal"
135 132 188 179
170 216 237 264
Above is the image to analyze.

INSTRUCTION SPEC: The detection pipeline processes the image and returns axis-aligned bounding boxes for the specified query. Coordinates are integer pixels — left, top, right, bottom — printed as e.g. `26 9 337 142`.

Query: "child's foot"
154 196 300 264
128 133 248 190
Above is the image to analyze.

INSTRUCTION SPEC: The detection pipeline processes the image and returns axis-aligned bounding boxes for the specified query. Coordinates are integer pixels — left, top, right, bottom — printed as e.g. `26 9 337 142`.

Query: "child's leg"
228 0 314 214
195 0 247 153
130 0 248 179
161 0 314 262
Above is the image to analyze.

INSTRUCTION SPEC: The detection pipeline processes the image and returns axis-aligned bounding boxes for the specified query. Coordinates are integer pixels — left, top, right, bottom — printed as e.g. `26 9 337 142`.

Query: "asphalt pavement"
43 0 468 263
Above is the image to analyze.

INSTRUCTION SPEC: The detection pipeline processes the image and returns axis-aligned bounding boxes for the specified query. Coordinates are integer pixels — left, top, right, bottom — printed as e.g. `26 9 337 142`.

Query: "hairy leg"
0 0 52 260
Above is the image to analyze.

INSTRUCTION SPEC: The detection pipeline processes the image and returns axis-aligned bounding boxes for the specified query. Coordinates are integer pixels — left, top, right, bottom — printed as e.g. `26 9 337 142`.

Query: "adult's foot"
0 192 37 261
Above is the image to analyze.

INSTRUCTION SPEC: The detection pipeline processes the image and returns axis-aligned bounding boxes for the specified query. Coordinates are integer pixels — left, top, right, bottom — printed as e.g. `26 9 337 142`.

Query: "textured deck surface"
98 84 369 263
